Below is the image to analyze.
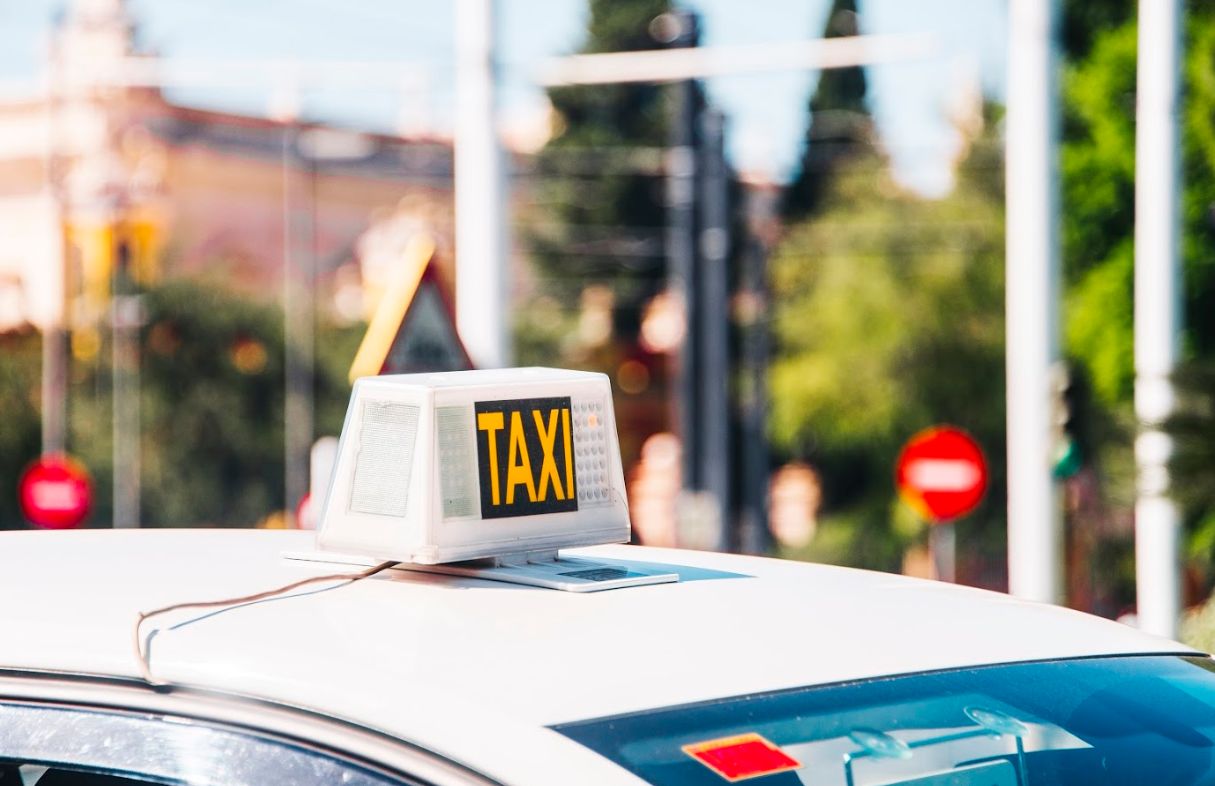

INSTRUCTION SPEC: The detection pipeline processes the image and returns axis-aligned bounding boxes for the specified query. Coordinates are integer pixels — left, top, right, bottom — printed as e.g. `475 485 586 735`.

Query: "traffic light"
124 215 162 287
65 221 115 324
1050 363 1083 479
64 215 162 326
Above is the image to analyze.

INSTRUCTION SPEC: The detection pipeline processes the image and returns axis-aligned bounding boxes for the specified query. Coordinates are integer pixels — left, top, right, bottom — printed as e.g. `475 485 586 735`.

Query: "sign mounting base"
283 549 678 593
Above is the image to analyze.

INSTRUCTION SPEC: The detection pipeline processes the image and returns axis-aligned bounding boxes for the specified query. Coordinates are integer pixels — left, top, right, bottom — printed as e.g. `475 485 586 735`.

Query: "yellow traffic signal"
124 214 162 287
64 213 163 325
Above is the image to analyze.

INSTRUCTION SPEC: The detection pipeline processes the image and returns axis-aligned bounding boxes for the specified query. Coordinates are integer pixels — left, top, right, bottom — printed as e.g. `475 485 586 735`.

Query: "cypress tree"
782 0 874 220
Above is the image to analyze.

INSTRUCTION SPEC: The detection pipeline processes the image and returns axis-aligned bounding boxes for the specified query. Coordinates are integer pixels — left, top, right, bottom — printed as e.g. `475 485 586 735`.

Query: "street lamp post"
1134 0 1184 639
1005 0 1063 605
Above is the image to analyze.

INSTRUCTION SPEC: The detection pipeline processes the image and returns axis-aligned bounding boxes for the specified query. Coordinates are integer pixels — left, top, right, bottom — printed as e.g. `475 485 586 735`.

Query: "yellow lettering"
562 406 574 499
477 411 505 505
532 409 565 502
506 411 537 504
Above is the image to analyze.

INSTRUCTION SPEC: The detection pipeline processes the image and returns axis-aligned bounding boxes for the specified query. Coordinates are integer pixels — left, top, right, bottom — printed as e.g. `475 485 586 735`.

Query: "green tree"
0 329 43 530
521 0 671 349
769 121 1006 574
782 0 874 220
1063 4 1215 405
58 277 357 529
1061 0 1134 61
134 280 288 525
1060 6 1215 576
1022 2 1215 618
517 0 684 479
771 0 1006 576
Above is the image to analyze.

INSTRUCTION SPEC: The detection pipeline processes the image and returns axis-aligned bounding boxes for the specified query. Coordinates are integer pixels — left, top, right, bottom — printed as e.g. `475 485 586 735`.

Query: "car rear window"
553 654 1215 786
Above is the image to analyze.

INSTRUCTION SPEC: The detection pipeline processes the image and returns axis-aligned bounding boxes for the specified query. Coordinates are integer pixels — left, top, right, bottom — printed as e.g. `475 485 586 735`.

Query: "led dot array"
572 399 611 506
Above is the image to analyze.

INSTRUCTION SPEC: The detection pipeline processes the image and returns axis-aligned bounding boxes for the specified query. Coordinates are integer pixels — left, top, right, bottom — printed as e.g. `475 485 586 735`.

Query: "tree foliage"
1063 4 1215 408
782 0 873 221
1 278 358 529
767 0 1215 602
1060 0 1134 61
133 280 288 525
523 0 671 333
769 125 1006 573
1059 4 1215 583
767 0 1007 576
0 330 43 529
516 0 684 480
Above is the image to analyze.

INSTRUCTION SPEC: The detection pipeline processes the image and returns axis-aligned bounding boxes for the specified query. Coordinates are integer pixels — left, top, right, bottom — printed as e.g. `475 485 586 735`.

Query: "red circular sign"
18 454 93 530
895 426 988 523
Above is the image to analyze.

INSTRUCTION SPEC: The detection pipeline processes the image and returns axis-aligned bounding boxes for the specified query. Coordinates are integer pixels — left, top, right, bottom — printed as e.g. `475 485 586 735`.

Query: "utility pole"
698 107 731 550
1134 0 1183 638
1006 0 1063 604
282 117 316 525
42 252 68 455
41 67 67 458
455 0 508 369
658 10 701 501
737 182 775 555
111 229 142 527
534 24 933 554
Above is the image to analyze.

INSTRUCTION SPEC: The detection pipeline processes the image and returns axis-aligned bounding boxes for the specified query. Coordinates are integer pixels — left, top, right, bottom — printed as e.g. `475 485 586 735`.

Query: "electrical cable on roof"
132 560 397 686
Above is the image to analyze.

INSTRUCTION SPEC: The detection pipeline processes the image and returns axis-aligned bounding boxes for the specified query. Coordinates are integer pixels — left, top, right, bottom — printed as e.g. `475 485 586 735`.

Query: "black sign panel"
474 397 578 519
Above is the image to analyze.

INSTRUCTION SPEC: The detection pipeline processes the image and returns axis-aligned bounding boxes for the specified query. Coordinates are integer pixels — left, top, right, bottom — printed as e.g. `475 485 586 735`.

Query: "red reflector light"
682 732 801 781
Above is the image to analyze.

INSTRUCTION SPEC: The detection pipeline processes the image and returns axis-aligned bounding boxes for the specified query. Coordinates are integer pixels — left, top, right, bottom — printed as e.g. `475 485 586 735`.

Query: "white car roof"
0 529 1191 783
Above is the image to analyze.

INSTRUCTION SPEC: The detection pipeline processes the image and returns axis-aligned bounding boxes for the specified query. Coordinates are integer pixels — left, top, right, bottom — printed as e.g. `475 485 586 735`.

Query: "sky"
0 0 1007 194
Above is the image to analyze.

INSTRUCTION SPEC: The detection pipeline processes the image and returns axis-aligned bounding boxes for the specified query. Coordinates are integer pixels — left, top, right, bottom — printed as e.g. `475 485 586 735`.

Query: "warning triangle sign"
349 235 472 382
380 267 471 374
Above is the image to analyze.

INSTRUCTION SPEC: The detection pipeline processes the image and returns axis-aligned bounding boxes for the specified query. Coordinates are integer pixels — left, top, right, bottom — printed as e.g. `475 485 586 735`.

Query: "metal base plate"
283 550 679 593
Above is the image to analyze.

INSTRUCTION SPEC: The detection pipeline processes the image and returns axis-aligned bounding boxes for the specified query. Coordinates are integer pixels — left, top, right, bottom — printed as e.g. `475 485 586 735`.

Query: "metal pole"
930 523 957 583
283 122 315 524
698 107 730 550
111 233 141 528
738 234 771 556
42 236 68 456
455 0 508 368
1006 0 1062 604
41 71 67 457
663 10 700 495
1134 0 1183 639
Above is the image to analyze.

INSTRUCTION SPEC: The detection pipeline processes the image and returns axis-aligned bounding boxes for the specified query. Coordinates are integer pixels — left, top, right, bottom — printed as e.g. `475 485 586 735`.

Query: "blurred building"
0 0 456 332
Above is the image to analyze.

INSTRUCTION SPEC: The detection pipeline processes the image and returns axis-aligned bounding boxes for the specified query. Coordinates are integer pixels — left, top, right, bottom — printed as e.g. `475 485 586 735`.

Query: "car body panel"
0 528 1191 785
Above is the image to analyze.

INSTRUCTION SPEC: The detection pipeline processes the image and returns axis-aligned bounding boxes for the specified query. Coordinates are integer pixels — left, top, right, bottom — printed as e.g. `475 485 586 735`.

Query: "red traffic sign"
895 426 988 523
19 454 93 530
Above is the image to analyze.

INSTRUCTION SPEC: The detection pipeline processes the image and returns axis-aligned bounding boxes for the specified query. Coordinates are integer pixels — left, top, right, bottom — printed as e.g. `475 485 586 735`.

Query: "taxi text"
474 397 578 518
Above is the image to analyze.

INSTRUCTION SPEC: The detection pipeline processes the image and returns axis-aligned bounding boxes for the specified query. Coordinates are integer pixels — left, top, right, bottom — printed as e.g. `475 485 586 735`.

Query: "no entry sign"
18 454 93 530
895 426 988 523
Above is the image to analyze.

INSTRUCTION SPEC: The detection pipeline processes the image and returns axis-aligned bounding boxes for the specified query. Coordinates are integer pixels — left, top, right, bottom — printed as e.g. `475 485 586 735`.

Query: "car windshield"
554 654 1215 786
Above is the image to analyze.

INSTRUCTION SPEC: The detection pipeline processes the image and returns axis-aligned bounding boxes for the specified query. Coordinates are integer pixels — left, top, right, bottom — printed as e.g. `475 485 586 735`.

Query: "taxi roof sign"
316 368 632 566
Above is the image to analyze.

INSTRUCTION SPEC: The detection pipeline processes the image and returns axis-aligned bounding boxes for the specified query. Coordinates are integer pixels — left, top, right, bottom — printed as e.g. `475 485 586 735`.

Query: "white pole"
41 70 68 457
1006 0 1063 605
455 0 508 368
1134 0 1183 639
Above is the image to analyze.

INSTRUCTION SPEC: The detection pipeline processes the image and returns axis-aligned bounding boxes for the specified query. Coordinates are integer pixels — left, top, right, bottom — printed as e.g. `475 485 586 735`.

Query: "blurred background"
2 0 1214 639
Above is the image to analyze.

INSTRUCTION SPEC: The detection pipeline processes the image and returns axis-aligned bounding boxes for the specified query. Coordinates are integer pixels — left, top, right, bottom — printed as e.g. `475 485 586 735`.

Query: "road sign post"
896 426 989 583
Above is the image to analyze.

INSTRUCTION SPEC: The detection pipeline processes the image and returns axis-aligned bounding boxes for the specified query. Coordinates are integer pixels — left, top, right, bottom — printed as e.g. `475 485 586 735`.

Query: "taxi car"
1 369 1211 786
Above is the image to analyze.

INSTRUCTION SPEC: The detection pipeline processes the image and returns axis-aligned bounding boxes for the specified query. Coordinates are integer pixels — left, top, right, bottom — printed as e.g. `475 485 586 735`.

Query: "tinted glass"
555 655 1215 786
0 702 414 786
